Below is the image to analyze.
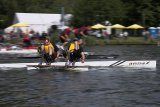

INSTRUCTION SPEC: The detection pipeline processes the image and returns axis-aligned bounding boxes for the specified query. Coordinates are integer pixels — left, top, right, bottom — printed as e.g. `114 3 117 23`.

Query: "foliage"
0 0 159 28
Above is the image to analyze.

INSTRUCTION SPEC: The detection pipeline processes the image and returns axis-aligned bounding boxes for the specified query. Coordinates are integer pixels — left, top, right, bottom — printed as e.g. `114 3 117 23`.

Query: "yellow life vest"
69 43 75 52
42 43 54 54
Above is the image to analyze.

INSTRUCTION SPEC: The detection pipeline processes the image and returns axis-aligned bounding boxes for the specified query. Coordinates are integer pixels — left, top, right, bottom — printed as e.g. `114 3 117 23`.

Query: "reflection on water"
0 45 160 107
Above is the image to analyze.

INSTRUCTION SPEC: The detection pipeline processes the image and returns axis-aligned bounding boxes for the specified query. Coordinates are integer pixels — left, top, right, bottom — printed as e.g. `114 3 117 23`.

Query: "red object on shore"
23 46 38 49
23 37 30 41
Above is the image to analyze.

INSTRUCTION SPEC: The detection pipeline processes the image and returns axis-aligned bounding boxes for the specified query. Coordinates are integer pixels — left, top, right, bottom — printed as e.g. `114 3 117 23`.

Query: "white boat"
0 48 38 54
0 46 92 56
0 45 39 58
0 60 156 70
0 49 38 55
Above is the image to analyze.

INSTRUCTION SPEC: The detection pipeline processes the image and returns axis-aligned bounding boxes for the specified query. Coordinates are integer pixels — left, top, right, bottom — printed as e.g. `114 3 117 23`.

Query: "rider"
66 38 85 66
38 38 58 65
73 26 90 45
59 27 73 58
59 27 72 47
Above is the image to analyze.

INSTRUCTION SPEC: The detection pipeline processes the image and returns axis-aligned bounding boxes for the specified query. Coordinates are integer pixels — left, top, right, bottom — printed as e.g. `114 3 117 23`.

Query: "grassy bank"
84 36 157 46
50 33 157 46
5 33 156 46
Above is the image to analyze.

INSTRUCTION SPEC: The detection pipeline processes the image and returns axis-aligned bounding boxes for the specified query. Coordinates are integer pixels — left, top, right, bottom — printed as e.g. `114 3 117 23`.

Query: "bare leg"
81 52 85 63
38 53 44 65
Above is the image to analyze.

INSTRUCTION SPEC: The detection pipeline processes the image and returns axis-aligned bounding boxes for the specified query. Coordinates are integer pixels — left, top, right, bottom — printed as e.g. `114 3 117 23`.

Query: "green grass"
84 36 157 45
49 33 157 46
6 34 157 46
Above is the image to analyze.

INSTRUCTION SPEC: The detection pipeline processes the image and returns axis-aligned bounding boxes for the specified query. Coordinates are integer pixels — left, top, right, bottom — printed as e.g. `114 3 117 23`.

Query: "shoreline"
83 36 157 46
1 36 157 46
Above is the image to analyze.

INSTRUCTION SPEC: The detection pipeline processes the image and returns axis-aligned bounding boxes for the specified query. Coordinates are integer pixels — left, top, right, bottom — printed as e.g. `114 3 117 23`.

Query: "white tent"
5 13 72 34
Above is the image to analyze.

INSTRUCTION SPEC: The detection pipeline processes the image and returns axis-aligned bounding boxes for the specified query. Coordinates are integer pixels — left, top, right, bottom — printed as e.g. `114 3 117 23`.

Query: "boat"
0 49 38 54
0 44 93 56
0 60 156 71
0 45 38 54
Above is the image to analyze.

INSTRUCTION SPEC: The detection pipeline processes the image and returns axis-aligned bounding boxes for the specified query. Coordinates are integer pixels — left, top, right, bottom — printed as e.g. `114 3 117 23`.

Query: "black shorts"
69 47 83 62
43 53 52 63
69 51 77 62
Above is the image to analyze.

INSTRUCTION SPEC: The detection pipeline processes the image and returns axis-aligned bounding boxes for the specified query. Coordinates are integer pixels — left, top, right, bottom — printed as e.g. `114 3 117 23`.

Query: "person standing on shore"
157 31 160 46
142 29 150 41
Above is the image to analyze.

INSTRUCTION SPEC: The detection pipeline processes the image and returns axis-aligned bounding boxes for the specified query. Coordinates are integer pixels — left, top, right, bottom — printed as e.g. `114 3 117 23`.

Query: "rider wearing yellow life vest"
41 42 54 55
38 38 58 65
68 40 79 53
67 38 85 65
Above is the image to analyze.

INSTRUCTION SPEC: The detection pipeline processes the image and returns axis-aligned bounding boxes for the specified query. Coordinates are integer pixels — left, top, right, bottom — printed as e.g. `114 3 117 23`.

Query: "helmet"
73 38 79 41
70 38 79 43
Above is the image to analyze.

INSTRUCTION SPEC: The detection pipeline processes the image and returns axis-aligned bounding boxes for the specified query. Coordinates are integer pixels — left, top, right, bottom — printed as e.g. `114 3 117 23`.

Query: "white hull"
0 50 92 55
0 60 156 70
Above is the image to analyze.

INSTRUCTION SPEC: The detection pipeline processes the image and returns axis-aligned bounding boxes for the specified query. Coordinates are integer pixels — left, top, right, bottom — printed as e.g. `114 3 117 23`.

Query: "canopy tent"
4 23 29 33
127 24 144 29
5 13 72 34
111 24 126 29
91 24 107 29
127 24 144 36
11 23 29 27
110 24 126 37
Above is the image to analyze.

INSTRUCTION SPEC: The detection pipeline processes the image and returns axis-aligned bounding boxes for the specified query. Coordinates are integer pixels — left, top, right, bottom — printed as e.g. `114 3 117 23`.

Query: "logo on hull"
129 61 149 65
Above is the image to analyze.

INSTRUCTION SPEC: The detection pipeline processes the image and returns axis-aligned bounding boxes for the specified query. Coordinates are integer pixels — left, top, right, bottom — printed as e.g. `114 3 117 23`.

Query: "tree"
0 0 19 28
70 0 126 27
0 0 159 29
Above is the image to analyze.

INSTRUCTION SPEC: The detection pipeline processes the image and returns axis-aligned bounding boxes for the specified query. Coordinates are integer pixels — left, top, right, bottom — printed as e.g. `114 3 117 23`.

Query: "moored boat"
0 45 38 54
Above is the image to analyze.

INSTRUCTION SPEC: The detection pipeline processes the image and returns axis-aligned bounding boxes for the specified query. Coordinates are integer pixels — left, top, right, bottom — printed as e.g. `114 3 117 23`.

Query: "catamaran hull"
0 60 156 70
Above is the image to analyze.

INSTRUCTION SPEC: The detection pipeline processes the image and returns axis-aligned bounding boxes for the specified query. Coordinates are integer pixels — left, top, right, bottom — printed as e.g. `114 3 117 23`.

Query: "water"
0 45 160 107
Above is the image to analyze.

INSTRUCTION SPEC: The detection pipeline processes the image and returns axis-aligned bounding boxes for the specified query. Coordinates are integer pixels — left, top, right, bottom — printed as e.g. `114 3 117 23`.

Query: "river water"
0 45 160 107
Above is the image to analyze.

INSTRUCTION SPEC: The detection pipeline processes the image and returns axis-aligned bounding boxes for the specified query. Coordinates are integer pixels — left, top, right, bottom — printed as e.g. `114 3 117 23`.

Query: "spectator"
157 32 160 46
142 29 150 41
23 34 31 47
123 31 128 40
102 29 109 39
0 35 4 42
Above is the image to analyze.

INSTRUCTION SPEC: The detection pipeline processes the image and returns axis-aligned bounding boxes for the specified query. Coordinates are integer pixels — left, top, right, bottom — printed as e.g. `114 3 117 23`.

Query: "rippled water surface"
0 45 160 107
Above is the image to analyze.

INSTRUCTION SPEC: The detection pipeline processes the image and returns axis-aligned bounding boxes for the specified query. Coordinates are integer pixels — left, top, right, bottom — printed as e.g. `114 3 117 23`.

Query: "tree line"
0 0 160 28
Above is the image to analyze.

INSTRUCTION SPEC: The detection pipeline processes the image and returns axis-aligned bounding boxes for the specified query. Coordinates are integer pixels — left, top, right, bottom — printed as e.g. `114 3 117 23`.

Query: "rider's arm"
65 34 69 39
80 30 87 37
49 44 54 55
75 41 79 50
80 31 85 36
